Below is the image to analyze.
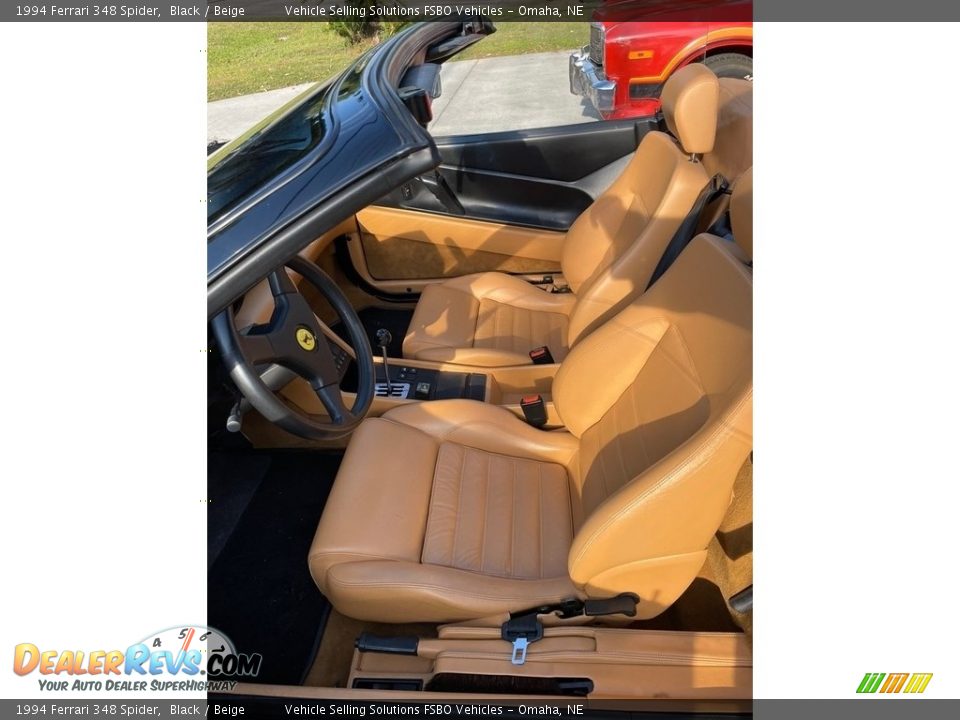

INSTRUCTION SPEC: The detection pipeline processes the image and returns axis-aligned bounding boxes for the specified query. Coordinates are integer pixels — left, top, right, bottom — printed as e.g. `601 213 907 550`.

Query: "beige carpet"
706 456 753 641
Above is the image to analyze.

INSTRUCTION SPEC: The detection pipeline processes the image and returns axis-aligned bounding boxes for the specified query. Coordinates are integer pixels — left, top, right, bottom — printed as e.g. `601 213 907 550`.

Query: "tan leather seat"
704 78 753 182
402 64 721 368
309 169 753 623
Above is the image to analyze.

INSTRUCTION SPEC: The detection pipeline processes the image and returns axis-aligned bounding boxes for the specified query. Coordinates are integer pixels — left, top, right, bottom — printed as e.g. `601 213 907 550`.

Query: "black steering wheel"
211 256 375 439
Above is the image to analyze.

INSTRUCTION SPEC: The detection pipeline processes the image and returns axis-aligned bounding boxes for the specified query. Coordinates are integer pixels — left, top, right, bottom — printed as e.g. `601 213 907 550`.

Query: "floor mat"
208 450 342 685
332 306 414 359
207 452 271 569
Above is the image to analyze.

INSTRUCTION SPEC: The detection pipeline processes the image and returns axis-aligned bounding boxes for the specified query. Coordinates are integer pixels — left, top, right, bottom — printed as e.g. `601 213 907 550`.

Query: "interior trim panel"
374 119 658 231
355 206 565 280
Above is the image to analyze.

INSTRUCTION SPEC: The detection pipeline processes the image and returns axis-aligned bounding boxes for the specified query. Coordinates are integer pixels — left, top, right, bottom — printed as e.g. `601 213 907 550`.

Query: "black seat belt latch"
549 593 639 620
520 395 548 428
583 592 639 618
529 346 554 364
501 612 543 666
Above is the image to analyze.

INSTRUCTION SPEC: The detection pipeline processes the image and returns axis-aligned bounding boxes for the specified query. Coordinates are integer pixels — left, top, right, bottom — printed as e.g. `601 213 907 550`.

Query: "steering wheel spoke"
237 328 277 365
312 382 356 427
268 267 298 297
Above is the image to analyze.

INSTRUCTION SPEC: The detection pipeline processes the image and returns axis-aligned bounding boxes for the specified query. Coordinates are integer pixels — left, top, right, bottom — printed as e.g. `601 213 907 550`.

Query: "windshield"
206 84 331 226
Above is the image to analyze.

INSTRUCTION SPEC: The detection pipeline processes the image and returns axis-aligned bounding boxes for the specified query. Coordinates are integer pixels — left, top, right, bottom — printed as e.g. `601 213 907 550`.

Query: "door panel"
376 118 656 230
355 206 564 280
350 119 658 292
435 119 653 181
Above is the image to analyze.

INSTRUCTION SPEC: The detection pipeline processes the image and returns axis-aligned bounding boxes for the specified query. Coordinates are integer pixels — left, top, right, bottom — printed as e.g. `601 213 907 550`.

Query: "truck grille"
590 24 604 66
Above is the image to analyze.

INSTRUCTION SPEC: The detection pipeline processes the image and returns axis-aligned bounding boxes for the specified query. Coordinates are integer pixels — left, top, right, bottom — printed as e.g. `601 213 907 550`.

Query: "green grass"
208 22 588 102
457 23 586 61
208 23 376 101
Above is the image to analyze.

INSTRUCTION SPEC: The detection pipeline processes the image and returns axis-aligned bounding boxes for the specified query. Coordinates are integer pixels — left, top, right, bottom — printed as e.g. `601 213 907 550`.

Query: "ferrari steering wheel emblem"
296 327 317 351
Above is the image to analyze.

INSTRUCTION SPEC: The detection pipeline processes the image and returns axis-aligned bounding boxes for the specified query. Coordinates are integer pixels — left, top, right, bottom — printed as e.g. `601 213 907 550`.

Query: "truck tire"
704 53 753 81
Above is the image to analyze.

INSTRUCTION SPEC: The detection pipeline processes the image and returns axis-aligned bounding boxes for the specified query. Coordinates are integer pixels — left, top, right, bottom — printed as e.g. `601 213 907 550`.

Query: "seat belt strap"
706 203 735 242
646 173 729 290
707 212 733 240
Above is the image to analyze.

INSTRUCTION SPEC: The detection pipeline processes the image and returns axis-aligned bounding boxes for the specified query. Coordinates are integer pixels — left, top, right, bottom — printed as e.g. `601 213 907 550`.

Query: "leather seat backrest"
553 169 753 614
561 64 719 348
696 78 753 233
702 78 753 182
729 167 752 259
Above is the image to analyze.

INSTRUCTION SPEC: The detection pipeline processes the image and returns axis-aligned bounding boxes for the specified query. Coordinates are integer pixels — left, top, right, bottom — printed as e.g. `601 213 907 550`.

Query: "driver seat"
309 170 753 623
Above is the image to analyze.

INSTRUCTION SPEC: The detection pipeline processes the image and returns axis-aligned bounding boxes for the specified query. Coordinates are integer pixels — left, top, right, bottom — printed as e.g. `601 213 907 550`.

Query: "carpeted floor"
707 456 754 640
208 450 342 685
626 572 742 633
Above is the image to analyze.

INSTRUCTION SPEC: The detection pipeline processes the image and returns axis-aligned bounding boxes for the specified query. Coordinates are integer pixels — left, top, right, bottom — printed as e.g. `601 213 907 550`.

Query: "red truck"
570 21 753 119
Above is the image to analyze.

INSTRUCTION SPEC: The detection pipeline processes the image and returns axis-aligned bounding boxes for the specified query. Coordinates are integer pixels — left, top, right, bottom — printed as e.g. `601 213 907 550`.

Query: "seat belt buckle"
501 612 543 666
528 346 554 365
520 395 548 428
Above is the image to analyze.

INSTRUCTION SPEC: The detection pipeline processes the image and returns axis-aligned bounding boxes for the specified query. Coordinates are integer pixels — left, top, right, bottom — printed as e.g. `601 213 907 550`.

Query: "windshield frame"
206 84 334 230
205 22 474 318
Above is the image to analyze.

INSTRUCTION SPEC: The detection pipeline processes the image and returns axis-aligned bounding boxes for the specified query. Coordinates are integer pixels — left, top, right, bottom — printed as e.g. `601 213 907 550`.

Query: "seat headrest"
661 64 720 155
729 167 752 260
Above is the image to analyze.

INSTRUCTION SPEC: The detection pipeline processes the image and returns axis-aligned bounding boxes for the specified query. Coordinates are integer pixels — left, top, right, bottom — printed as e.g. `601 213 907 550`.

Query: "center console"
375 364 486 402
253 340 562 448
370 329 488 402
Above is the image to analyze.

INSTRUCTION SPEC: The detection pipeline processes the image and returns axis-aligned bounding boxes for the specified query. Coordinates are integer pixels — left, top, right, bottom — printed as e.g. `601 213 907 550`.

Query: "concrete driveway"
429 50 601 135
208 50 600 146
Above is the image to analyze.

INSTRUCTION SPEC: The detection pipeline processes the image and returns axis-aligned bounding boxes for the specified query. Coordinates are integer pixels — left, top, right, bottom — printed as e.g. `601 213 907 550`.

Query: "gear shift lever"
375 328 393 395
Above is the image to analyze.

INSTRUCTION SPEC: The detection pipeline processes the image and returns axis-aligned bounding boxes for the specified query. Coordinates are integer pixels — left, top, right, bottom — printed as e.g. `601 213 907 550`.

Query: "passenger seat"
402 64 721 368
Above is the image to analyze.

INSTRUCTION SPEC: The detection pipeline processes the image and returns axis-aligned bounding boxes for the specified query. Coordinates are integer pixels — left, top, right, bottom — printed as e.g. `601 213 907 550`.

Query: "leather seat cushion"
403 272 576 367
309 401 581 623
423 441 573 579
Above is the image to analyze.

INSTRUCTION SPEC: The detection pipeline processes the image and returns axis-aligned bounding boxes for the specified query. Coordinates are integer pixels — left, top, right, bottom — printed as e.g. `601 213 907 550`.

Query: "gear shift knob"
375 328 393 349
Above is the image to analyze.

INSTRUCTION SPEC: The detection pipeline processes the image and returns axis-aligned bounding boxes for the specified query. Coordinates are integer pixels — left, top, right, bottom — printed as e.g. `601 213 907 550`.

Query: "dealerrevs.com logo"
12 625 261 692
857 672 933 694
